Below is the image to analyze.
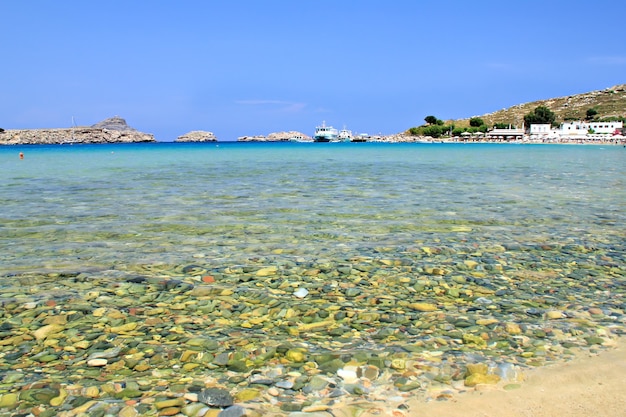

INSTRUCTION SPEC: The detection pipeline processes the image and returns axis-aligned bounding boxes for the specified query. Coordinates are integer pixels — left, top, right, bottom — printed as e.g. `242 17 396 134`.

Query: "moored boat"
289 134 312 142
338 126 352 142
351 133 369 142
314 121 338 142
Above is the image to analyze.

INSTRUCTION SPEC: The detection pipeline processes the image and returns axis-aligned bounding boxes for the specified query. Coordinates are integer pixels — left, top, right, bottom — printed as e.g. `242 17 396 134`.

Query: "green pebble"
585 336 604 345
227 360 250 372
398 382 421 392
281 402 303 412
0 393 18 408
114 388 143 399
38 410 57 417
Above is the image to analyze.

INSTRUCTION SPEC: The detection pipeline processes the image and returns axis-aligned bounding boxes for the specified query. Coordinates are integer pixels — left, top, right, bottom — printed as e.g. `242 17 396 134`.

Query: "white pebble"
87 358 108 367
337 368 359 384
293 288 309 298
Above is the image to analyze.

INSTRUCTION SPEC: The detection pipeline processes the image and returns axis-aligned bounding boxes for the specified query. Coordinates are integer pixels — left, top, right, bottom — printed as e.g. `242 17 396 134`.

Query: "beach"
289 340 626 417
1 142 624 416
413 339 626 417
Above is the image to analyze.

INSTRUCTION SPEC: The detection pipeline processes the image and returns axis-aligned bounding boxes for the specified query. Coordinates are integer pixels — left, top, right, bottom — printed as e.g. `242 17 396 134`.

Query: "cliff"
0 116 155 145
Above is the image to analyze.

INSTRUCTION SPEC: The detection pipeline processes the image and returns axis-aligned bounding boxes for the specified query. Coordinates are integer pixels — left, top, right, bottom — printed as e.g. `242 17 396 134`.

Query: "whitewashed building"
529 124 551 135
587 121 623 134
560 121 589 136
559 121 623 136
485 128 525 139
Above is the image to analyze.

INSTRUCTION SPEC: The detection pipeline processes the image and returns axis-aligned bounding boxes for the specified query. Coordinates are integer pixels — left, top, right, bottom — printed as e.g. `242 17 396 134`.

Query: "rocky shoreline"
3 129 624 146
0 128 156 145
0 117 156 145
0 242 624 417
2 118 624 145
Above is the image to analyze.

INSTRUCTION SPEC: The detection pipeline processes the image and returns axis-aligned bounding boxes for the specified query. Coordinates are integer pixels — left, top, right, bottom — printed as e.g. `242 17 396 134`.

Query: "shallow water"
1 142 624 275
1 142 626 413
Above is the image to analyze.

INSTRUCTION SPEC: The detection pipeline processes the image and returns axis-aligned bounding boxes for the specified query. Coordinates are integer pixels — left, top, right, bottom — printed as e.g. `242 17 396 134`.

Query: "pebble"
119 405 139 417
198 388 234 408
337 368 359 384
0 393 18 408
293 288 309 298
181 402 210 417
87 358 108 367
218 405 249 417
0 235 623 417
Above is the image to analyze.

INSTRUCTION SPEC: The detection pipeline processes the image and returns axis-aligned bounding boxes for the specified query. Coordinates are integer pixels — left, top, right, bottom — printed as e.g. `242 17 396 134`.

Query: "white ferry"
314 121 339 142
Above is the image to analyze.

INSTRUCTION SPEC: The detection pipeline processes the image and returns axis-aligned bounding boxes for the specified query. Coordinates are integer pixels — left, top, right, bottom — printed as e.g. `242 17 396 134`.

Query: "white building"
529 124 551 134
587 121 623 134
485 128 525 139
559 121 623 136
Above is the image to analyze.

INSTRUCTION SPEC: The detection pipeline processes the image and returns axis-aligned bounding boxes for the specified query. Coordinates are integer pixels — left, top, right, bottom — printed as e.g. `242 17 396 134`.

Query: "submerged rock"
198 388 234 408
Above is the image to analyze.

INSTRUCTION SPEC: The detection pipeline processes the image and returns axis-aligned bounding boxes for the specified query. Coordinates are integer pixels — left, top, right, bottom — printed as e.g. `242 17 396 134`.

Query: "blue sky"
2 1 625 141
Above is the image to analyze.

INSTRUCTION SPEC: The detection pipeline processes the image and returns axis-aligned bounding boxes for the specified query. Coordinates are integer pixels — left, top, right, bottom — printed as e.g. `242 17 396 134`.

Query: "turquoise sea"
2 142 624 275
1 142 625 413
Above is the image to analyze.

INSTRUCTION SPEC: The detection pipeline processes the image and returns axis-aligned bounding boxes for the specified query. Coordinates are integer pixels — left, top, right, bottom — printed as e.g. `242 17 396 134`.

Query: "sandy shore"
408 339 626 417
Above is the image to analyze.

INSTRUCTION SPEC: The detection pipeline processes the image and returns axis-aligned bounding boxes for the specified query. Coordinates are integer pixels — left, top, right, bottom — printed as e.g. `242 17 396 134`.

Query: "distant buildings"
559 121 623 136
483 121 624 142
485 128 525 140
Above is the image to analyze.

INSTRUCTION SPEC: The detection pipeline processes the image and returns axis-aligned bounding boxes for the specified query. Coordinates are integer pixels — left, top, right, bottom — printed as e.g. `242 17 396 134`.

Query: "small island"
0 116 155 145
174 131 218 143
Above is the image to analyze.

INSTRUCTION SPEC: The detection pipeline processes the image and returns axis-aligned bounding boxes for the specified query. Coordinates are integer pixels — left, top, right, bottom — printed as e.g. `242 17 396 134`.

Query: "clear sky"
2 0 625 141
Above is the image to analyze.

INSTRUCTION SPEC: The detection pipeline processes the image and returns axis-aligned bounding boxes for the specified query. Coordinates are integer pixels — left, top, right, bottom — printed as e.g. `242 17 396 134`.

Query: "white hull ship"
314 121 339 142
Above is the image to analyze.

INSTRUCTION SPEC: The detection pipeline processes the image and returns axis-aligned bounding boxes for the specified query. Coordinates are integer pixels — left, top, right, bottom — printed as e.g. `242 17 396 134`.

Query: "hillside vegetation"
454 84 626 128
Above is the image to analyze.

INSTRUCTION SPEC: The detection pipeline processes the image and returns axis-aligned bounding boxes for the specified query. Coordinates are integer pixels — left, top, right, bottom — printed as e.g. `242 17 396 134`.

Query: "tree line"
408 115 516 138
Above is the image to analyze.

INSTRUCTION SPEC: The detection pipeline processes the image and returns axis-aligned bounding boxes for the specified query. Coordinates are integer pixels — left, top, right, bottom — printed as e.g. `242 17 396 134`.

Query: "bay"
1 142 624 274
1 141 625 413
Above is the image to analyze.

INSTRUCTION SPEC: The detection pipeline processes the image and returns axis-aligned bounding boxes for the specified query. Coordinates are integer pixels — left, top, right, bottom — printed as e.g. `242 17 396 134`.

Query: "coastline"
411 338 626 417
240 339 626 417
0 144 624 417
0 128 155 145
2 129 624 146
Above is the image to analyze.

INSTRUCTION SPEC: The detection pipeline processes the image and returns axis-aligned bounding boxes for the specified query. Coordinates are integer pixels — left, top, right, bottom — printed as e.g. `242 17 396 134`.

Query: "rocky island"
174 130 218 142
0 116 155 145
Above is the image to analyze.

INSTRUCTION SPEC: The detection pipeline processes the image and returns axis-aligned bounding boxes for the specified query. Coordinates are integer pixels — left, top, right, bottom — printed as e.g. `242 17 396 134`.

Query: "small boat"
351 133 369 142
338 126 352 142
289 134 312 143
314 121 338 142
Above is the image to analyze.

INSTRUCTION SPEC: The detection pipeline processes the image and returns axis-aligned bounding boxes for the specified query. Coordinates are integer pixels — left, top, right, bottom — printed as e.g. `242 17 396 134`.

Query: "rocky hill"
90 116 138 131
0 116 155 145
454 84 626 127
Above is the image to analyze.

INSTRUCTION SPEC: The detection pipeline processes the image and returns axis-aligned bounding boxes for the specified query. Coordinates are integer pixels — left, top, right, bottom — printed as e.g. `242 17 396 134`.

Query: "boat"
314 121 338 142
338 126 352 142
351 133 369 142
289 134 312 143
